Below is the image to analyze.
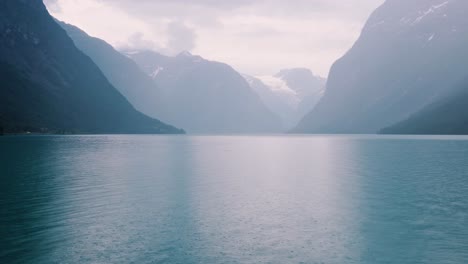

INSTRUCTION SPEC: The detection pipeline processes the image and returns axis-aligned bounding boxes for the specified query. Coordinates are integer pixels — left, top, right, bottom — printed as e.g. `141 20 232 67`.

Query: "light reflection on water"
1 135 468 263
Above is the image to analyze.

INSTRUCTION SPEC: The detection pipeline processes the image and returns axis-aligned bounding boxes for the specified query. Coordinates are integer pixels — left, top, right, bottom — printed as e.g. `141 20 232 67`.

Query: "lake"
1 135 467 263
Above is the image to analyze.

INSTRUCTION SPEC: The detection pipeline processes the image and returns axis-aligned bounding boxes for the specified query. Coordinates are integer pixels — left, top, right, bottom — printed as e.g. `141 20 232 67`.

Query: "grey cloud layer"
47 0 384 76
97 0 380 21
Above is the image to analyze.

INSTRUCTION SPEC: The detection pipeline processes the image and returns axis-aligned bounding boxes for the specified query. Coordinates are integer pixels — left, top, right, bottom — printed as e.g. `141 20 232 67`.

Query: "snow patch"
255 75 300 108
412 1 450 24
256 76 296 95
124 51 140 55
369 20 385 28
122 51 141 58
150 66 164 79
427 33 435 42
400 17 412 24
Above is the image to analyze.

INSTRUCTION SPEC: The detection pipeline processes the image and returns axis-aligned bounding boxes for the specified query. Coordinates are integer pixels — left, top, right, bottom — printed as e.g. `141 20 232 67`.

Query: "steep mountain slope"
0 0 182 134
294 0 468 134
126 50 282 134
245 68 325 129
59 22 166 121
381 78 468 134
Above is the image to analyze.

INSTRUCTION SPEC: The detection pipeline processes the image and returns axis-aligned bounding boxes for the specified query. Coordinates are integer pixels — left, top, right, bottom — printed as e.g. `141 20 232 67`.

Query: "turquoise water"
1 135 468 263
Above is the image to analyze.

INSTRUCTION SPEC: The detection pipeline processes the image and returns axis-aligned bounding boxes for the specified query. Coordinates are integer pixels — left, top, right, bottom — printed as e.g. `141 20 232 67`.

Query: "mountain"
0 0 182 134
245 68 325 129
381 78 468 134
125 50 282 134
58 21 167 121
294 0 468 134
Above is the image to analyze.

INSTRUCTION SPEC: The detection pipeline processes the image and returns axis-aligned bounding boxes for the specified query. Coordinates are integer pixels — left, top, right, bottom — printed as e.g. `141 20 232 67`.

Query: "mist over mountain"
58 21 167 121
125 50 282 134
6 0 467 135
381 77 468 135
0 0 182 134
294 0 468 134
245 69 325 129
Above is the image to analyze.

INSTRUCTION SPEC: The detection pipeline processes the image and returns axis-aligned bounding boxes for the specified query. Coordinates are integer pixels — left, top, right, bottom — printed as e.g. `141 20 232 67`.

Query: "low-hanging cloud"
166 21 197 54
117 22 197 56
119 32 158 51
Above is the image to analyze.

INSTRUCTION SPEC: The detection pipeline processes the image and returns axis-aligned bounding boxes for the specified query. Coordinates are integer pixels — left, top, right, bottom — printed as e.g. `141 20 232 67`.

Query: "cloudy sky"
44 0 384 77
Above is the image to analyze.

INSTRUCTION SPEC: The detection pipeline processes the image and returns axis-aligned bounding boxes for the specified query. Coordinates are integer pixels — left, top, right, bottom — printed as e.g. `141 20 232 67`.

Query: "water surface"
1 135 467 263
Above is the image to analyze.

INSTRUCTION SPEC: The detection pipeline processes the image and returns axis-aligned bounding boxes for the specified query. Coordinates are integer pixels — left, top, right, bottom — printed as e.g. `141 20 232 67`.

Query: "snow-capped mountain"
125 50 282 134
245 68 326 129
294 0 468 134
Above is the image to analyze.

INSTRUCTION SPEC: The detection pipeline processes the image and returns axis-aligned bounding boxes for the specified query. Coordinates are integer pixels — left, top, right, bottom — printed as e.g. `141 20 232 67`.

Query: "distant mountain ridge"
294 0 468 134
125 50 282 134
245 68 325 129
58 21 167 123
0 0 182 134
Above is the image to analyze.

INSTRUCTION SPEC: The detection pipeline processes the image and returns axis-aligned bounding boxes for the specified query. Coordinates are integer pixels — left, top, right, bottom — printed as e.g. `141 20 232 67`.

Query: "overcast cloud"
44 0 384 77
